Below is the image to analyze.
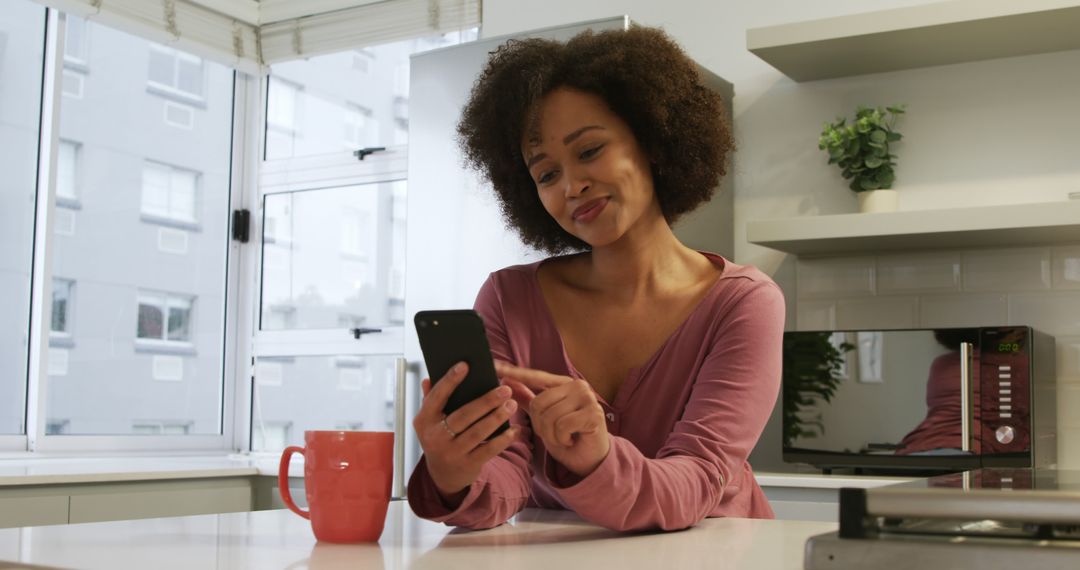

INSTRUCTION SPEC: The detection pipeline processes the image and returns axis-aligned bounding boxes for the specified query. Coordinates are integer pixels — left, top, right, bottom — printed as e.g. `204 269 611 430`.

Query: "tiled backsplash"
794 244 1080 468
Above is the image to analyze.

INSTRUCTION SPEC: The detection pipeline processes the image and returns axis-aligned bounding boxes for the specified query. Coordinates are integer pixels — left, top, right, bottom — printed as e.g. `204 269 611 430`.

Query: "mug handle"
278 445 309 519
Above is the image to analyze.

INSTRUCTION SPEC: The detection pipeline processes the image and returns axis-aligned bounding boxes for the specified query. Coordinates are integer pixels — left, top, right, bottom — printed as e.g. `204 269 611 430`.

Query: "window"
351 49 374 73
63 15 88 67
56 140 79 202
136 291 194 343
141 161 199 224
132 421 192 435
266 77 300 132
343 102 374 149
51 279 74 335
61 69 83 98
251 355 400 451
0 0 45 437
263 31 478 160
260 183 398 331
45 16 234 438
147 44 205 101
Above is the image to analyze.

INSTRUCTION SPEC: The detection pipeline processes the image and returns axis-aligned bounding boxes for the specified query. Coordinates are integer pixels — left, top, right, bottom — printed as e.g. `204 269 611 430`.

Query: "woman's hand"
413 362 519 503
495 362 610 479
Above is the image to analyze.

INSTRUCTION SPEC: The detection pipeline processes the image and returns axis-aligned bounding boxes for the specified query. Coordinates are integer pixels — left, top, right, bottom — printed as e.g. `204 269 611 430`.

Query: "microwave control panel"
979 327 1030 454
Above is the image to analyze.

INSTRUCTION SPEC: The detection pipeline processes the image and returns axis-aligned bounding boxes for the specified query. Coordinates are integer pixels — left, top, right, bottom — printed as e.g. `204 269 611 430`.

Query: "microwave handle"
960 341 973 453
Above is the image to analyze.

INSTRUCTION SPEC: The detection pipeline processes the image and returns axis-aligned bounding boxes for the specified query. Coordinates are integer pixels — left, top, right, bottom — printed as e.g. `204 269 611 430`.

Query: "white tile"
877 252 961 294
835 297 918 330
796 300 836 330
796 257 874 299
963 247 1050 292
1051 245 1080 290
1058 382 1080 428
1008 292 1080 337
917 293 1007 328
1057 336 1080 378
1059 428 1080 469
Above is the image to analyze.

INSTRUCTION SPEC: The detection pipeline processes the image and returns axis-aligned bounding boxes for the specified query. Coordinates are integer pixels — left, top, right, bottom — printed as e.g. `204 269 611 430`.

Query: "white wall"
481 0 1080 471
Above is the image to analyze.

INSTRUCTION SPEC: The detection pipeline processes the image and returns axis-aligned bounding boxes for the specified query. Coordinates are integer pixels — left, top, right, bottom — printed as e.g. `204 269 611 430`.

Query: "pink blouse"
407 252 785 531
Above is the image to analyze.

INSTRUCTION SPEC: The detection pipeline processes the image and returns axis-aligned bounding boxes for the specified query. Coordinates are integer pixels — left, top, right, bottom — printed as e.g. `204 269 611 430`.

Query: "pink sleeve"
544 281 785 531
406 275 535 529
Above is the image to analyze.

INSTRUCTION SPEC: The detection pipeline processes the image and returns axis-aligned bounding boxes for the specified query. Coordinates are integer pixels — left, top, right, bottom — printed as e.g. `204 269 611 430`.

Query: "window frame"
14 10 253 454
140 159 202 227
146 43 207 106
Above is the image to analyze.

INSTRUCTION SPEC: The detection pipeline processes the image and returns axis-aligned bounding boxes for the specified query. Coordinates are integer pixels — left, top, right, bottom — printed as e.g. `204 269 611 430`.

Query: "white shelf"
747 0 1080 82
746 201 1080 256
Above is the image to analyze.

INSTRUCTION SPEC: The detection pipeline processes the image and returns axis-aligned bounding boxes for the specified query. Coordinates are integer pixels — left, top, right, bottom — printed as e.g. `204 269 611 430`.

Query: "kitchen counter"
0 500 836 570
0 455 909 488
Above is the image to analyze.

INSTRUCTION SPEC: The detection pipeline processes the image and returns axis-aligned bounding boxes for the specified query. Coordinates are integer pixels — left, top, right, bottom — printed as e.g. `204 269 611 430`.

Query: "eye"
579 145 603 160
537 169 559 185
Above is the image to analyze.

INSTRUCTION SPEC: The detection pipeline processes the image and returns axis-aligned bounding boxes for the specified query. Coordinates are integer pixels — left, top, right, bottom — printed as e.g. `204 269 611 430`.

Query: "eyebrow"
525 125 606 168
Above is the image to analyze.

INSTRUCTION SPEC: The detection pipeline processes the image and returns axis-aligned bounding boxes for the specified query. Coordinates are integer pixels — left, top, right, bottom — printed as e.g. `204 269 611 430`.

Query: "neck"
582 211 699 300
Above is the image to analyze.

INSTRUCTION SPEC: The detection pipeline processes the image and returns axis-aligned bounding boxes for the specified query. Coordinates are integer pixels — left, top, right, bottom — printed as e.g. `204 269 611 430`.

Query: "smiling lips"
571 197 609 223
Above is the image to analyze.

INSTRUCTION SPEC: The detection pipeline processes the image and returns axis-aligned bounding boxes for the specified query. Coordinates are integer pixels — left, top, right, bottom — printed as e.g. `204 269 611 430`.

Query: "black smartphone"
414 309 510 438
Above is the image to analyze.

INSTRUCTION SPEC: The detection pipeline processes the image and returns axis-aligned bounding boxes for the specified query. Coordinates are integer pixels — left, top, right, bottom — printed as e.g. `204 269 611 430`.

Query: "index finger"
417 362 468 422
495 362 571 392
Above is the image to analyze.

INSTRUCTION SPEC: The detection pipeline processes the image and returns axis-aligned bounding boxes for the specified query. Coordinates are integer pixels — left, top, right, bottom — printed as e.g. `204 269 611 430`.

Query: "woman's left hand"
495 361 610 478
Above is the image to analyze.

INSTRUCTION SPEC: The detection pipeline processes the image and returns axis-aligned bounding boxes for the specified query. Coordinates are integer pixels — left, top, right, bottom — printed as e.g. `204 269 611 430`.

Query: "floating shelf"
747 0 1080 82
746 201 1080 256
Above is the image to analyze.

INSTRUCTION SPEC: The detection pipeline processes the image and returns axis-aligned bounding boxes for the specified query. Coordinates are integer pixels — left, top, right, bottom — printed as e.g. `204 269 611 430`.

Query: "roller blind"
34 0 261 73
259 0 481 64
32 0 482 71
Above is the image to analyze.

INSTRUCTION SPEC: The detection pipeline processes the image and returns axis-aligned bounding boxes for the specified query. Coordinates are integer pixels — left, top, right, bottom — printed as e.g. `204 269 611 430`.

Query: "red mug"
279 430 395 543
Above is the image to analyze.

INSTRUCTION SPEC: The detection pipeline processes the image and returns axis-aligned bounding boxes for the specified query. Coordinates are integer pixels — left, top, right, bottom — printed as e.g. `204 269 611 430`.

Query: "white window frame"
49 277 75 339
146 43 206 104
13 10 253 454
140 160 201 226
342 101 373 149
250 149 408 496
56 139 80 203
135 290 196 346
62 13 88 70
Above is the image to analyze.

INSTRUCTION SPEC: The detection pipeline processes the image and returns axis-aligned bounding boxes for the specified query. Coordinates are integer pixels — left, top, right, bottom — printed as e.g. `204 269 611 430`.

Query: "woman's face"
522 87 659 249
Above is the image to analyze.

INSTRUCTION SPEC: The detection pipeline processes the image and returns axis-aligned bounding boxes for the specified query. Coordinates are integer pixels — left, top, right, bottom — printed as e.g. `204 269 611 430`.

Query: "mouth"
571 197 610 222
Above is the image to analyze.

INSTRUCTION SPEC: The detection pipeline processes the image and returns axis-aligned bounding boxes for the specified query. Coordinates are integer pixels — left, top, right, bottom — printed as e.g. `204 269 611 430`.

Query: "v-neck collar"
527 251 727 409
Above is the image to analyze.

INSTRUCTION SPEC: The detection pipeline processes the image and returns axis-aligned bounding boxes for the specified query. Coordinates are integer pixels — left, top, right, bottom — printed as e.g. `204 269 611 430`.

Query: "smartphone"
414 309 510 438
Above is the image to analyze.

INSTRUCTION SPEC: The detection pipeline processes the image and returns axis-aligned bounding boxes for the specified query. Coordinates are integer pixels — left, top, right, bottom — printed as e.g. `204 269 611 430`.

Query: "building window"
136 291 194 343
343 102 374 149
61 69 84 98
351 49 374 73
51 278 74 335
63 15 88 68
141 161 199 225
132 421 192 435
46 420 71 435
147 43 204 102
56 140 79 202
267 77 300 133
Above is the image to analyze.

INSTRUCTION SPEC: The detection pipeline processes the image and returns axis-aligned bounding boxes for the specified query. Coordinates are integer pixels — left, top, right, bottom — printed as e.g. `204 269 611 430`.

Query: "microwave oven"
782 326 1055 473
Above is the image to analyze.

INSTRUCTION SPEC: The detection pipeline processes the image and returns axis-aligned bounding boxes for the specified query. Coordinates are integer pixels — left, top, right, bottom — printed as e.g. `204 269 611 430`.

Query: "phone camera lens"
418 320 427 328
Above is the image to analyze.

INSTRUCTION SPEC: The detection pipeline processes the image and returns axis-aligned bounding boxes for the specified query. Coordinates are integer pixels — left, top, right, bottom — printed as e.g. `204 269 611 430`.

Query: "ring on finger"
441 417 459 438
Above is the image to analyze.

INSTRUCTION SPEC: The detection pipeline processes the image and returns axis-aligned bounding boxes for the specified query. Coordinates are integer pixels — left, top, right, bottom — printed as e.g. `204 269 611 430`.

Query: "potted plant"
818 105 905 213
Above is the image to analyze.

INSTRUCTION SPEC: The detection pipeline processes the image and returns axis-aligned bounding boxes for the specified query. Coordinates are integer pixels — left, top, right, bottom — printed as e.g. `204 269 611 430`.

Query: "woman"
407 26 785 532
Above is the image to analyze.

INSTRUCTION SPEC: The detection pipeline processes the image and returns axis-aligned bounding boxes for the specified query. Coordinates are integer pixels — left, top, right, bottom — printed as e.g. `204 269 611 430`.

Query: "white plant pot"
857 189 898 213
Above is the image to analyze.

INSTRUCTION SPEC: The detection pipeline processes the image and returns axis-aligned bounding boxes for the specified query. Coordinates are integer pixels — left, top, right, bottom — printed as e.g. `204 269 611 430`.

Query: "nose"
563 165 590 198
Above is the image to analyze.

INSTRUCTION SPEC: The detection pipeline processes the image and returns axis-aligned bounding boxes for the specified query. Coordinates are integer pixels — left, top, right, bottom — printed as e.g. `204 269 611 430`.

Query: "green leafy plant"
818 105 905 192
782 332 854 448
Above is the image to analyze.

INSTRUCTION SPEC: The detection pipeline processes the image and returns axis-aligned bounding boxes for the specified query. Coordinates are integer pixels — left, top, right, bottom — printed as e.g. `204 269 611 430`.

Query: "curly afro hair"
456 25 733 255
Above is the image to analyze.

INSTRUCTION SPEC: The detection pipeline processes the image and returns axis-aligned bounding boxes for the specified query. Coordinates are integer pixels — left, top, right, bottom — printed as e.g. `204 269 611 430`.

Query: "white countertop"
0 455 911 488
0 501 837 570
